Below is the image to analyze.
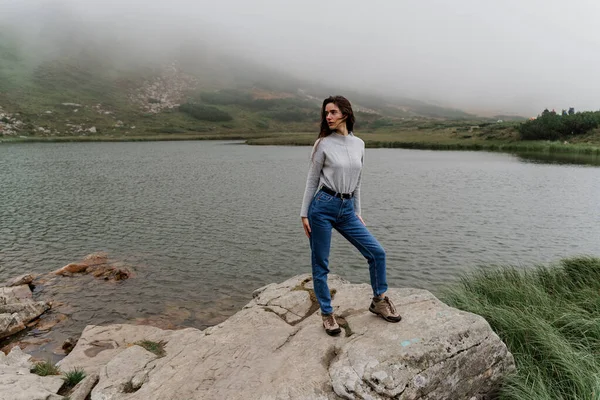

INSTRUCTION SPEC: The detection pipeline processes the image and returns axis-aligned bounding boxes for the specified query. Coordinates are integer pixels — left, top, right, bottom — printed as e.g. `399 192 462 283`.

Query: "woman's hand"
301 217 311 238
357 215 366 226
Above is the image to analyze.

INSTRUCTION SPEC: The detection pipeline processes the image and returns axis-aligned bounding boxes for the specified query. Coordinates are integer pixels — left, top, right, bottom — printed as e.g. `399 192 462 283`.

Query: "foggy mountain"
0 0 474 118
3 0 598 137
0 3 477 138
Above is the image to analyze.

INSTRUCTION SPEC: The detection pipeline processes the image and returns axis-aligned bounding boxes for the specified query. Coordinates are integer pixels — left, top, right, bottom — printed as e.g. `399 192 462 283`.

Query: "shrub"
31 361 61 376
255 119 270 129
370 119 395 129
63 368 86 387
179 103 233 122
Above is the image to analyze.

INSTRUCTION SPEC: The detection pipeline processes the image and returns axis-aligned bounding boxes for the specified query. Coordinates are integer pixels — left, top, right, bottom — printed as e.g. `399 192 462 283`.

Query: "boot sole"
369 306 402 323
325 328 342 336
325 327 342 336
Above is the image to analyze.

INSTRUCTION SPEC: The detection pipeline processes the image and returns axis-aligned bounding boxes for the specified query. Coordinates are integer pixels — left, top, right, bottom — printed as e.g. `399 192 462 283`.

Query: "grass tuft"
135 339 167 358
62 368 86 388
31 360 61 376
441 256 600 400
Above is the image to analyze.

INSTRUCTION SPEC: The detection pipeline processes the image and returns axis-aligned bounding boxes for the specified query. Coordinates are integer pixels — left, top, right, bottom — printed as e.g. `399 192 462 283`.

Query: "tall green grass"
441 257 600 400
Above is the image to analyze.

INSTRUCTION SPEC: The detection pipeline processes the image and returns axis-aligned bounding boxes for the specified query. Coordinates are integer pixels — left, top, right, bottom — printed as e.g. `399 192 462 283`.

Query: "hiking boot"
322 314 341 336
369 296 402 323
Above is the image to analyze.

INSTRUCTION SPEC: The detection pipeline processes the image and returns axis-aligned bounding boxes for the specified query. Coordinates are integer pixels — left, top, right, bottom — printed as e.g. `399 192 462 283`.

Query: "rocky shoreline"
0 253 132 358
1 268 515 400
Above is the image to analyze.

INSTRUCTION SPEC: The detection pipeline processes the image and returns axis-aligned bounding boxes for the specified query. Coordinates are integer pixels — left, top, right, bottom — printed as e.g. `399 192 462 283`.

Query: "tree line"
518 108 600 140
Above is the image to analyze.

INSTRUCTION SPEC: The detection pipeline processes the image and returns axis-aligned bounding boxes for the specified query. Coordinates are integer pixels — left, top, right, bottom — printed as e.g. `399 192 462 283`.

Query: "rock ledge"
54 274 515 400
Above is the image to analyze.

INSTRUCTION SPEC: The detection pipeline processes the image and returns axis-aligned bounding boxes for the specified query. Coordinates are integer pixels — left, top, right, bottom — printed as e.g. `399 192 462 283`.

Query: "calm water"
1 141 599 342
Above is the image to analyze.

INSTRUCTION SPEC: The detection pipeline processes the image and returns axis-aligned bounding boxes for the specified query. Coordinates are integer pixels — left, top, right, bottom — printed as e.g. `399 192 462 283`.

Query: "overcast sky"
3 0 600 115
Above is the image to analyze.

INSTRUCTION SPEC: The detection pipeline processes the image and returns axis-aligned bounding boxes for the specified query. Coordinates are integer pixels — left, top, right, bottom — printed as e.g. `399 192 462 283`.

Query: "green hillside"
0 28 481 140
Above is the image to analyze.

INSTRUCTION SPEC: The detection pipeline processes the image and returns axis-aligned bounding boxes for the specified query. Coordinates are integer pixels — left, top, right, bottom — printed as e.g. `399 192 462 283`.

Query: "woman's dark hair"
318 96 355 139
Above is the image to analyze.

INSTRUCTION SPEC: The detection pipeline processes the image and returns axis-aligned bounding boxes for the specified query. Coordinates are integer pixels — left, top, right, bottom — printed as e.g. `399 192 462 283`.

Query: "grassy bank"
0 132 270 143
246 130 600 155
4 126 600 158
441 257 600 400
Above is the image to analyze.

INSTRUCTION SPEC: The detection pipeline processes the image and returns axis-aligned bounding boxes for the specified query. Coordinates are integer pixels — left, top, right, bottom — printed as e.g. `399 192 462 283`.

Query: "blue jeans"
308 188 388 315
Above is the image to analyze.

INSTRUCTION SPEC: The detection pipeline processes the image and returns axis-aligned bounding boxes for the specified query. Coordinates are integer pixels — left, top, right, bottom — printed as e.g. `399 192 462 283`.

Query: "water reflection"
515 151 600 166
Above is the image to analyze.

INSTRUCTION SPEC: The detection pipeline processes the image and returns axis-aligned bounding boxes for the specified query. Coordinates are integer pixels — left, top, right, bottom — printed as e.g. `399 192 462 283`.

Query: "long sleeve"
352 148 364 215
300 140 325 217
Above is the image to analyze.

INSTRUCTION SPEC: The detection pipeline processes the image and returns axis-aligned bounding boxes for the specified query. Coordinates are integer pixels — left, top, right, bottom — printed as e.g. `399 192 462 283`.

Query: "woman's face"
325 102 346 130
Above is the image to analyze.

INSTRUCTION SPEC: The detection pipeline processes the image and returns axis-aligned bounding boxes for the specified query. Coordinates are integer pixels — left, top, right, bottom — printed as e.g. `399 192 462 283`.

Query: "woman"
300 95 402 336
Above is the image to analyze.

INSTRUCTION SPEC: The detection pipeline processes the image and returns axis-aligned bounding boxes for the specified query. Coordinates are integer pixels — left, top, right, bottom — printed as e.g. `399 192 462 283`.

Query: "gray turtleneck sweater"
300 132 365 217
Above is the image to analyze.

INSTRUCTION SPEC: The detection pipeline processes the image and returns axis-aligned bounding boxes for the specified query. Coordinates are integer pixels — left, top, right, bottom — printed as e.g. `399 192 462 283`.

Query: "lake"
1 141 599 345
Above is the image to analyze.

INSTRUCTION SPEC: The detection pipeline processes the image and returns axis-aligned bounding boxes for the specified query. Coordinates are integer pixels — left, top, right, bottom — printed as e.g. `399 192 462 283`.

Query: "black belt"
321 186 353 199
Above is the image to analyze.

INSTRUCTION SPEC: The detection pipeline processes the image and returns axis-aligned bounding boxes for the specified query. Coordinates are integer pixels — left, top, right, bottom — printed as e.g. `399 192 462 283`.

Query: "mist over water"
2 0 600 115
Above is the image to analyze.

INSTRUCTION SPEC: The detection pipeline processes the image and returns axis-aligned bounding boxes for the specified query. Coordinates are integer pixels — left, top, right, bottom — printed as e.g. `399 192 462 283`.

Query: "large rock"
52 252 132 281
91 346 158 399
70 373 99 400
58 274 515 400
0 347 64 400
0 284 49 340
3 274 34 287
0 285 33 304
57 324 178 375
0 313 26 340
0 302 50 322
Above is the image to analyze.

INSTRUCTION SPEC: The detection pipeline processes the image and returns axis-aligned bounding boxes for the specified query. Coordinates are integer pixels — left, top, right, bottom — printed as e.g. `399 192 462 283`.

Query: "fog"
2 0 600 115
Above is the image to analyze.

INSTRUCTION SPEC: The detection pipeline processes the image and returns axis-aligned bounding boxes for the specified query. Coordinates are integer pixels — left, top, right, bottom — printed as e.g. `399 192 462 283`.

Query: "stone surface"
91 346 158 399
0 106 25 136
54 263 89 275
57 324 176 375
328 286 511 399
57 274 515 399
70 373 99 400
0 283 50 340
0 302 50 323
0 285 33 304
0 313 26 340
0 346 31 368
128 63 198 113
4 274 34 287
0 347 63 400
52 253 131 281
